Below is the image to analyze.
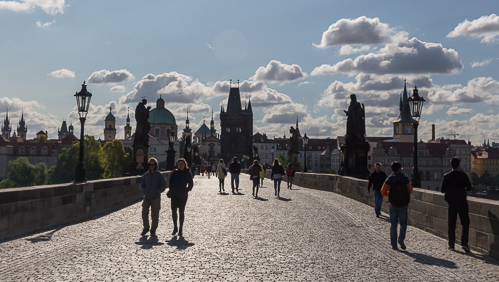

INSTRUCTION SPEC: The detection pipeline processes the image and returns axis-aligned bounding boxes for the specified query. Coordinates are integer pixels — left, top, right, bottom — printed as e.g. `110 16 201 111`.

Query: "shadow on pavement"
135 236 164 249
461 252 499 266
26 228 62 243
277 197 292 202
289 188 300 191
166 236 195 250
219 192 229 195
233 192 245 196
403 252 457 268
254 197 268 201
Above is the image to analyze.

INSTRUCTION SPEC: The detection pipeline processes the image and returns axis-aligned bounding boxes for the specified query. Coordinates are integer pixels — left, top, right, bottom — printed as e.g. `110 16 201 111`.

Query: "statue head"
141 98 147 105
350 94 357 102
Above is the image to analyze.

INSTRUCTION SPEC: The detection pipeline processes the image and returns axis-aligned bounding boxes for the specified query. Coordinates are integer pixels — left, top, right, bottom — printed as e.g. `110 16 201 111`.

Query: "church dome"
148 107 176 124
105 112 115 121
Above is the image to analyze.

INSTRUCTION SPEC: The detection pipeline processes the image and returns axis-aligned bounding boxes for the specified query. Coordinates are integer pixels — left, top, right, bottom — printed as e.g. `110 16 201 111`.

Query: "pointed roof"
393 81 416 123
295 116 302 138
195 123 211 134
105 107 115 121
226 87 242 114
247 98 252 113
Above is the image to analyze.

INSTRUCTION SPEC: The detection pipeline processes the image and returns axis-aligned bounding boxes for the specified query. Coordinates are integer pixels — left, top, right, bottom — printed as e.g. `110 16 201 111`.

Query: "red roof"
381 141 449 157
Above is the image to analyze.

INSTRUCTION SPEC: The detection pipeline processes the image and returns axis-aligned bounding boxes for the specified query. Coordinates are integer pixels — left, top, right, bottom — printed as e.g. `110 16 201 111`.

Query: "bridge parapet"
0 172 171 241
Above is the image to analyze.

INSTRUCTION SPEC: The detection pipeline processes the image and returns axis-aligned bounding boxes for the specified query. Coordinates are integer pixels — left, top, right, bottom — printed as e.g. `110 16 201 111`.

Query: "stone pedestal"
339 141 370 179
288 151 299 170
129 144 149 175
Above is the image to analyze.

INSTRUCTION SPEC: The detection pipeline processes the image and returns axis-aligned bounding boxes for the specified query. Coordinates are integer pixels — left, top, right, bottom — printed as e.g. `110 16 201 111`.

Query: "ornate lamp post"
271 145 275 162
74 82 92 183
408 86 425 188
303 133 309 172
166 130 176 170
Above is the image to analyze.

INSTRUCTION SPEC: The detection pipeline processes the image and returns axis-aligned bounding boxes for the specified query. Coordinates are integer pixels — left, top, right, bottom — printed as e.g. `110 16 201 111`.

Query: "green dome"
105 112 115 121
148 108 176 124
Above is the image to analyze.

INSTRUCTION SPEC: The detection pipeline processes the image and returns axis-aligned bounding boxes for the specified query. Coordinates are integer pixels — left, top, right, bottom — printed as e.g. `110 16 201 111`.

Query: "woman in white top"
216 159 227 193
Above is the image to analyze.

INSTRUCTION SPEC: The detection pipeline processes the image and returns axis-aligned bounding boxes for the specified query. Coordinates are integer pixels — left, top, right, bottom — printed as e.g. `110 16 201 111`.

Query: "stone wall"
0 172 171 241
277 171 499 259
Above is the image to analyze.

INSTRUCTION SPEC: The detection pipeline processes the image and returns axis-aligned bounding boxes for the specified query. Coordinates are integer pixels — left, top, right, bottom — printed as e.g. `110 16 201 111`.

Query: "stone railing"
0 171 171 241
257 170 499 259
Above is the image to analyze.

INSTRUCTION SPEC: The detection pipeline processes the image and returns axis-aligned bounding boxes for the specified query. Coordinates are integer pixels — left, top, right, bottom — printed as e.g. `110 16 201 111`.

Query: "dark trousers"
142 197 161 233
448 201 470 248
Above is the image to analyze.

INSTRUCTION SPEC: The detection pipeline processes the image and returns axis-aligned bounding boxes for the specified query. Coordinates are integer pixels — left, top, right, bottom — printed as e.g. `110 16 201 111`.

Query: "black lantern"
408 86 425 188
303 133 309 172
74 82 92 183
166 130 176 170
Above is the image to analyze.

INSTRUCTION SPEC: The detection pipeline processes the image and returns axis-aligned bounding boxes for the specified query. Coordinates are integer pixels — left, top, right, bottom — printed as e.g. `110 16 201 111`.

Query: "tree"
0 157 47 188
34 135 48 142
480 170 494 187
101 139 131 178
329 168 337 174
277 153 288 168
471 172 480 186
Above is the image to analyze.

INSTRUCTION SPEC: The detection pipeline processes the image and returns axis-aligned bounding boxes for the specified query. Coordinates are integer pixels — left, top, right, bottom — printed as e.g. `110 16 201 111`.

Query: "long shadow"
135 236 165 249
464 252 499 266
402 251 457 268
254 196 268 201
277 197 292 202
233 192 245 196
166 236 195 250
219 192 229 196
289 188 301 191
26 228 62 243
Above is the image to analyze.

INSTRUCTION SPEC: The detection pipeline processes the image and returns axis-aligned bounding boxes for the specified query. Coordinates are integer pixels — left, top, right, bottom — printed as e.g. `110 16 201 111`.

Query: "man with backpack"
441 157 473 253
381 161 413 250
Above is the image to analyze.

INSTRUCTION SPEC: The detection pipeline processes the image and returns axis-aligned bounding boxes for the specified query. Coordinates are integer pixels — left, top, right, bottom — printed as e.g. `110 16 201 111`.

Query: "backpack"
388 179 410 207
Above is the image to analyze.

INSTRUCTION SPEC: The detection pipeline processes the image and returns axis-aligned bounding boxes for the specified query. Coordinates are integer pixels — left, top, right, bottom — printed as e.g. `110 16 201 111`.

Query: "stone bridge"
1 172 498 281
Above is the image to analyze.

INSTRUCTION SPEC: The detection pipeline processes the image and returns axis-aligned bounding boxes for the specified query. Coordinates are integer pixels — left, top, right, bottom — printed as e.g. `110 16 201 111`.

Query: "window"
30 147 36 155
108 125 112 129
426 171 431 181
41 147 48 155
155 128 160 137
226 127 230 132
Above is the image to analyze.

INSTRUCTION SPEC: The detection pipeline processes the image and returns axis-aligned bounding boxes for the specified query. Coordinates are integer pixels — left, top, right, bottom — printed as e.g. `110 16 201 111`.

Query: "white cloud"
338 45 371 55
262 103 307 123
447 14 499 43
313 16 405 49
470 113 496 124
250 60 307 83
311 37 462 76
298 81 311 86
237 80 293 107
110 85 126 93
170 103 212 119
48 68 75 78
446 106 472 116
88 69 135 84
36 20 55 28
428 77 499 105
471 59 492 68
0 0 66 15
206 43 215 50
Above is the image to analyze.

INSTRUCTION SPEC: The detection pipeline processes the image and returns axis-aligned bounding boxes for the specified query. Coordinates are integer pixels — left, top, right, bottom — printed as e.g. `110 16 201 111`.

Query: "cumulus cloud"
428 77 499 105
110 85 126 93
237 80 293 107
36 20 55 28
311 37 462 76
339 45 371 55
48 68 75 78
471 59 492 68
447 14 499 43
88 69 135 84
446 106 472 116
313 16 405 48
170 103 212 119
470 113 496 124
250 60 307 83
0 0 66 15
262 103 307 123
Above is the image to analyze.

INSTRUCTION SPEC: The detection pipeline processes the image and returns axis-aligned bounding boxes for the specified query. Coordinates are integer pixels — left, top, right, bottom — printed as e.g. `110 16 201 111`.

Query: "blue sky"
1 0 499 145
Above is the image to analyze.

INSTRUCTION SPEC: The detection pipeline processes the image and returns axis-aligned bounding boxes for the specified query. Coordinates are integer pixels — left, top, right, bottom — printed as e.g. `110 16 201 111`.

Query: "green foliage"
480 170 494 186
329 168 337 174
0 157 47 188
471 172 480 186
101 139 131 178
277 153 288 168
34 135 48 142
241 155 249 168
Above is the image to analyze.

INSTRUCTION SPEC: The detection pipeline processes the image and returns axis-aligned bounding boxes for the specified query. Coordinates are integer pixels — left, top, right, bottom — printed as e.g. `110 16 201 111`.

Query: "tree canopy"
0 157 47 188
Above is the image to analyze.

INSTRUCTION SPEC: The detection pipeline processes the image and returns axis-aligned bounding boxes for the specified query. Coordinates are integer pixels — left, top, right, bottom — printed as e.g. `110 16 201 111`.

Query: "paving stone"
1 175 498 281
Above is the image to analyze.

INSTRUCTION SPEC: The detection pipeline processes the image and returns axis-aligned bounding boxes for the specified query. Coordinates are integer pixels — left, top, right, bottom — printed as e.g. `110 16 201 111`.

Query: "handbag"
222 167 227 176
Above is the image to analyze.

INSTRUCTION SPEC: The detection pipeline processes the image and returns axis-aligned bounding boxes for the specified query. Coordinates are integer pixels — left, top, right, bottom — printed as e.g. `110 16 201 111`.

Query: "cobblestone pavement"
1 175 499 281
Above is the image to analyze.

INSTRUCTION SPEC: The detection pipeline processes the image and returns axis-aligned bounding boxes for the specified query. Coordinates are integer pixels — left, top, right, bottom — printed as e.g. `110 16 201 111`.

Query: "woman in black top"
271 159 285 197
168 158 193 237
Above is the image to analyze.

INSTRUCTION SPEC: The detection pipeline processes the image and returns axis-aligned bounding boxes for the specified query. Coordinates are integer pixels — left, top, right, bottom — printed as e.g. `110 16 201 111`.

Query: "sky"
1 0 499 145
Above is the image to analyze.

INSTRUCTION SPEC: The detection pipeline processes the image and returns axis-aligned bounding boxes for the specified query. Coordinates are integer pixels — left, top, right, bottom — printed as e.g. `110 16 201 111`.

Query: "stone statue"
289 126 299 153
343 94 366 143
133 99 151 146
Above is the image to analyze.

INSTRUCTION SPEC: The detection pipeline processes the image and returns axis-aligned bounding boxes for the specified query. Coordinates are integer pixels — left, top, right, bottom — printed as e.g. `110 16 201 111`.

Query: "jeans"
373 190 383 216
142 196 161 233
274 178 282 196
287 176 293 188
231 174 240 190
448 201 470 248
389 205 408 248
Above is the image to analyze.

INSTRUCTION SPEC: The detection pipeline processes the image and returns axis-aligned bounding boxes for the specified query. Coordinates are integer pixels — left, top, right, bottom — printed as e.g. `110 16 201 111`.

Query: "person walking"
216 159 227 193
368 162 388 218
251 160 262 198
200 163 205 176
381 161 413 250
259 164 266 187
285 163 295 189
229 156 241 193
211 163 217 176
190 163 197 179
167 158 193 237
441 157 473 253
140 157 167 237
271 159 285 197
206 163 212 179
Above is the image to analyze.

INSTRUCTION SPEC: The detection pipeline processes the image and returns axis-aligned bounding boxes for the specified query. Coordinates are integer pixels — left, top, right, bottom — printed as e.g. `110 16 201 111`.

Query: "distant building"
104 107 117 141
58 119 74 140
471 147 499 177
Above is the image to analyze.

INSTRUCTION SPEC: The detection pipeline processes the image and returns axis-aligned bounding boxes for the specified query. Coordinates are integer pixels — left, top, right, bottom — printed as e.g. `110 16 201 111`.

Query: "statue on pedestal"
288 126 299 168
130 99 151 174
